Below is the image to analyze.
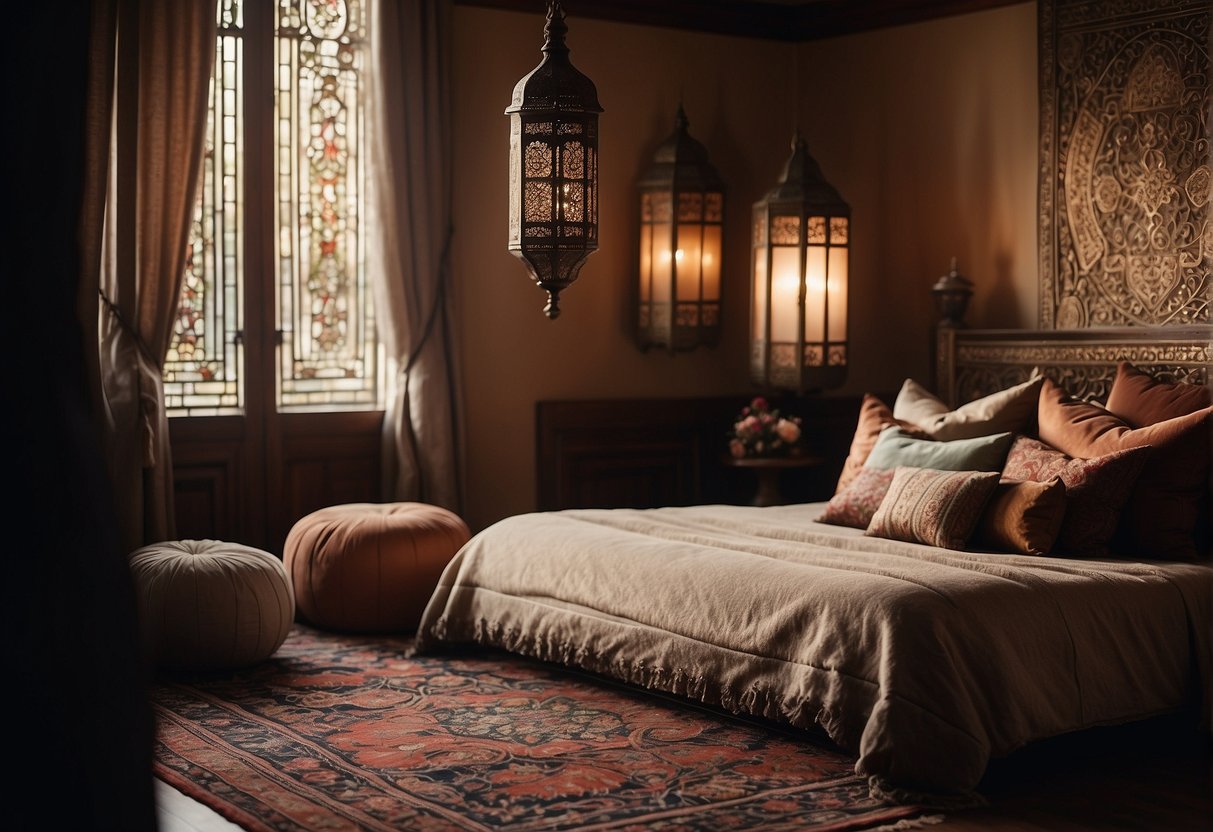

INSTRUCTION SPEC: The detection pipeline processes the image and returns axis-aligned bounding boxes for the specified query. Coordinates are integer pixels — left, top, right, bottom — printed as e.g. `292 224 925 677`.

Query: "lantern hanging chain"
792 44 800 141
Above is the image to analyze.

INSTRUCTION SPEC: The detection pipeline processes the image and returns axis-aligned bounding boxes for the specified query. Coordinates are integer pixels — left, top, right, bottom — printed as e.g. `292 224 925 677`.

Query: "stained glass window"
164 0 243 415
275 0 380 410
166 0 381 417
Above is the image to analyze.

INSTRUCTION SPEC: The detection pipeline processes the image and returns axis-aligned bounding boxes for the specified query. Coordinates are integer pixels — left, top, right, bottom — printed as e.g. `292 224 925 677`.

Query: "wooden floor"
155 711 1211 831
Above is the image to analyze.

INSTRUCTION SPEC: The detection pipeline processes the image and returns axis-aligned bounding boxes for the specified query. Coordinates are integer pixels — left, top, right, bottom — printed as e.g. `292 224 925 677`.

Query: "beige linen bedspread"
414 503 1213 801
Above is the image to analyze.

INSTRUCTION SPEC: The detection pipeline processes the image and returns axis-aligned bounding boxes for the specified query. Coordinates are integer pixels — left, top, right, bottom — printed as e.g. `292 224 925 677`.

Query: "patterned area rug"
152 625 942 831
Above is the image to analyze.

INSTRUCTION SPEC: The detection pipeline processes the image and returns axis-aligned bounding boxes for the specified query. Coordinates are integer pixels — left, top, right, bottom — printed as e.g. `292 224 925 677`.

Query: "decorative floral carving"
1039 0 1210 328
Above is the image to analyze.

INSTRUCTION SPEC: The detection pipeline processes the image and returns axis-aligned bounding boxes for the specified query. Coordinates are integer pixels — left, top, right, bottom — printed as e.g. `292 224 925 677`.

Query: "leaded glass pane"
276 0 381 411
165 2 243 416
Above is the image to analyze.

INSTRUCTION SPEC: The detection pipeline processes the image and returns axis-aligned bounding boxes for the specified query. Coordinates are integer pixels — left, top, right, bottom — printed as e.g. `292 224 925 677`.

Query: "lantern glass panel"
702 225 722 300
676 223 702 300
752 248 767 341
652 221 673 302
639 223 653 302
805 245 827 342
829 247 848 340
771 247 800 343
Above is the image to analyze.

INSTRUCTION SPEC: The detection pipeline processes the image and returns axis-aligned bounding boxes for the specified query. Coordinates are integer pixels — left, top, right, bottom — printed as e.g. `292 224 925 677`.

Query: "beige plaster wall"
451 2 1039 532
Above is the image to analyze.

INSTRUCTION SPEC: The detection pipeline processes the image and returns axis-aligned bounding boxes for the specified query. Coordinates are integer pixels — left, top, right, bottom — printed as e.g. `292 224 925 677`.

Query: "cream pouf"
129 539 295 671
284 502 471 633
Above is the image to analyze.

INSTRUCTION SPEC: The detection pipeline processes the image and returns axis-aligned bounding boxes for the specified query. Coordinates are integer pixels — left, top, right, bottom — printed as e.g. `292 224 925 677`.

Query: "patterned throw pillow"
1001 434 1150 557
893 375 1044 441
818 467 897 529
973 477 1067 556
865 467 1001 550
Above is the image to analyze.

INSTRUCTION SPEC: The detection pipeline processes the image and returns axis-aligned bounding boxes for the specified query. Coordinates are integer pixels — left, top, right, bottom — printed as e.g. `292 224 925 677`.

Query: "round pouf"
284 502 471 633
128 540 295 672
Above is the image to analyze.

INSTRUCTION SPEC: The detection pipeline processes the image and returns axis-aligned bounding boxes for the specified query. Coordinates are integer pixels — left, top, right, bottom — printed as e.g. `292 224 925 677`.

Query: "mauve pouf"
284 502 471 633
128 539 295 671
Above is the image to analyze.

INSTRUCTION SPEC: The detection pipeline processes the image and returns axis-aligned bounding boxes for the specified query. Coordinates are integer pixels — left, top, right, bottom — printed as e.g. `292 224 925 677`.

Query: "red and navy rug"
152 624 940 831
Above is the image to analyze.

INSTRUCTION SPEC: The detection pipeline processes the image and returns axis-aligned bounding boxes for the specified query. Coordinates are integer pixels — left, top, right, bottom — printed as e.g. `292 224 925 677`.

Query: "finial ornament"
931 256 974 328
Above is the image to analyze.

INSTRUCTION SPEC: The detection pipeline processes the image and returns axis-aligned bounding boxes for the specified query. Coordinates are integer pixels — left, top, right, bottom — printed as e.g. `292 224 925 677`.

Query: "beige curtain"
368 0 464 512
96 0 216 551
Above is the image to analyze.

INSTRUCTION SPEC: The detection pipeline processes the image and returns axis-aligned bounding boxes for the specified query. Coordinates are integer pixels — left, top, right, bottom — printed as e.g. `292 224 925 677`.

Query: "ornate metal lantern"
505 1 603 319
750 133 850 393
636 104 725 352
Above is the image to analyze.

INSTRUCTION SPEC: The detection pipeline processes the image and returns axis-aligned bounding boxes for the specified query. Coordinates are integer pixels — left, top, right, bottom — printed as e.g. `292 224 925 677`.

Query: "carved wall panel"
1039 0 1211 328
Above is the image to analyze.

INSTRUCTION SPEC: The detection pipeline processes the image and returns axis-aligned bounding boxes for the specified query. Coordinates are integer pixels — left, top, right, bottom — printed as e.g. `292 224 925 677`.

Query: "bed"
414 324 1213 804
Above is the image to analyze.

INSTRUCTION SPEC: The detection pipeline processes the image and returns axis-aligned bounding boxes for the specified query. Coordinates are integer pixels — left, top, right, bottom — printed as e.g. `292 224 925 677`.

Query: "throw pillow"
1105 360 1212 428
865 467 1001 550
863 426 1014 473
893 375 1044 441
834 394 921 495
1001 434 1150 557
817 467 897 529
1037 376 1211 560
973 477 1066 556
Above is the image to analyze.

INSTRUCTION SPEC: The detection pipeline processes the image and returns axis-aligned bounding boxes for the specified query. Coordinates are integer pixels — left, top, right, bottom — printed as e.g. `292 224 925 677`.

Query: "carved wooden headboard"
935 324 1213 407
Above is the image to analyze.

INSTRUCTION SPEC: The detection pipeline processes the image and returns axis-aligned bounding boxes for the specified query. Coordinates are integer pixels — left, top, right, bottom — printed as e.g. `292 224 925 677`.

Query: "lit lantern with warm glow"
637 104 725 352
751 133 849 392
506 1 602 320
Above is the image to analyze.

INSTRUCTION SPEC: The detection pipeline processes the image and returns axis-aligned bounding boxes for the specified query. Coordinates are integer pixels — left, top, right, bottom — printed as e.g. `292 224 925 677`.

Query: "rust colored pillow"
835 395 922 495
818 466 896 529
973 477 1066 556
1105 361 1211 428
866 467 1000 550
1037 377 1210 560
1002 434 1150 556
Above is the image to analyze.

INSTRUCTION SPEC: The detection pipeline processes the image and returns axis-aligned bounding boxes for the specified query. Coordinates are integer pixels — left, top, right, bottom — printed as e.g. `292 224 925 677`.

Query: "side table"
721 454 825 507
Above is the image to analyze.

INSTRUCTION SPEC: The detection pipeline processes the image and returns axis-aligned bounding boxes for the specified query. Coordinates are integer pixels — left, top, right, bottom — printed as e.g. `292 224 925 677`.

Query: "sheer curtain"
368 0 464 512
93 0 216 551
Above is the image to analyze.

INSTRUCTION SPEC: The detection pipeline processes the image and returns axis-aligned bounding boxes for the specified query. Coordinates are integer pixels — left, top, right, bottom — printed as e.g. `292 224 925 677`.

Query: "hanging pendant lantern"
636 104 725 352
505 1 603 320
750 132 850 393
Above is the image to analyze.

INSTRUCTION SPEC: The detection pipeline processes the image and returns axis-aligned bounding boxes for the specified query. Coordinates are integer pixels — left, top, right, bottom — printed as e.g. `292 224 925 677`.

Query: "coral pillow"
866 467 1000 550
834 394 921 495
1105 361 1211 428
864 426 1014 473
973 477 1066 556
893 375 1044 441
1037 377 1211 560
818 467 896 529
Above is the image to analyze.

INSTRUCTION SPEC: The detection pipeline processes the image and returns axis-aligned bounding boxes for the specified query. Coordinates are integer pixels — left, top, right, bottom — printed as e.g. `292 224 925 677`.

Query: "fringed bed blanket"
413 503 1213 803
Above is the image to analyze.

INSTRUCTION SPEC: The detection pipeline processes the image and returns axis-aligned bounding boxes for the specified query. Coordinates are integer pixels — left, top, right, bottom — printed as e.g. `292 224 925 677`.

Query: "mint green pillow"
863 427 1013 473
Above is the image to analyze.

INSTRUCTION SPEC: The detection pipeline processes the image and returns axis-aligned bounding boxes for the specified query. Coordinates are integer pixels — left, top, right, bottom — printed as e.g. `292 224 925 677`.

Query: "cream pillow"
893 374 1043 441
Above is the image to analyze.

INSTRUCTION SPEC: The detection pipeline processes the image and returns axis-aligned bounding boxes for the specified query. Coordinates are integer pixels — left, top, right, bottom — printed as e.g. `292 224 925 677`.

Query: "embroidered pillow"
817 467 896 529
834 394 922 494
1037 377 1210 560
863 426 1013 473
1105 361 1211 428
973 477 1067 556
865 467 1000 550
1001 434 1150 557
893 375 1044 441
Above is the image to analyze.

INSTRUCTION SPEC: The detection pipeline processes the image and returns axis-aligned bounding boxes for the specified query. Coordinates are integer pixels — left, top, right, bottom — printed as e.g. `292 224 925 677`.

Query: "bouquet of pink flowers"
728 396 803 458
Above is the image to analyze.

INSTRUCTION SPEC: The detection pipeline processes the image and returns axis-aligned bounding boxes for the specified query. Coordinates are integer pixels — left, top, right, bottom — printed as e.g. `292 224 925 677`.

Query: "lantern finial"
542 2 567 52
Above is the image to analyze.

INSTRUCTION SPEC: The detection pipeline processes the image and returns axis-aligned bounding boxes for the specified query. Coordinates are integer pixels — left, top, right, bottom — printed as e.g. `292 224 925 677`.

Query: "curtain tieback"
100 288 163 467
